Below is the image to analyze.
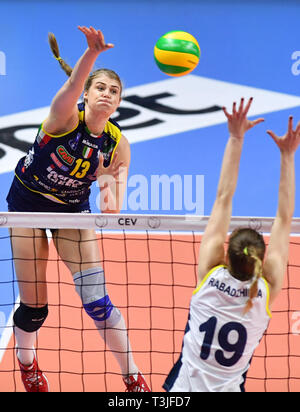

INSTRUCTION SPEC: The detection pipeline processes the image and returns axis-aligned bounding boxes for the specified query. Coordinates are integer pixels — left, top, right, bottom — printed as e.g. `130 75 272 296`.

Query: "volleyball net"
0 212 300 392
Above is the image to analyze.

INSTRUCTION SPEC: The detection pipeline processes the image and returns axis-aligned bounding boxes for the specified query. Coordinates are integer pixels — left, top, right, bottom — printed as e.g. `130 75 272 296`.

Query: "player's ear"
83 90 88 103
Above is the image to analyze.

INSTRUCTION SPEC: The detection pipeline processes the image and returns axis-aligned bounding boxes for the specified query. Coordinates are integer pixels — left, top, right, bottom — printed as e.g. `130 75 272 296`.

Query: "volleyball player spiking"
7 26 150 393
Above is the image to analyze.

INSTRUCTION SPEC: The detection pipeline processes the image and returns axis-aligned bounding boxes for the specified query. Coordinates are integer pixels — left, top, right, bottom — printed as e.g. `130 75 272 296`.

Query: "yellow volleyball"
154 31 200 77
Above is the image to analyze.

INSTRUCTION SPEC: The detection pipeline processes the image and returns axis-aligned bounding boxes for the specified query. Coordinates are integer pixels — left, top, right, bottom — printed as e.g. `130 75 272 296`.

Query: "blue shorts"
6 176 91 213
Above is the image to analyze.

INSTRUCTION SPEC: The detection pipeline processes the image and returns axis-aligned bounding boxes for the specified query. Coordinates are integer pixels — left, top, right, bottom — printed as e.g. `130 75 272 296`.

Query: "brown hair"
227 228 266 314
48 32 123 95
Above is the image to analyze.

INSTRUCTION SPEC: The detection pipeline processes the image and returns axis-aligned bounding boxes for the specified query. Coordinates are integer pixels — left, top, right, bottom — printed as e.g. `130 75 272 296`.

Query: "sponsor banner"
0 75 300 174
117 75 300 143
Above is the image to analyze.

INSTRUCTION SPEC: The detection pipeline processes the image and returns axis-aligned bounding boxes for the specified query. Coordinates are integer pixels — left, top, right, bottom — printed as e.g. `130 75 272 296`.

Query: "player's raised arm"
198 98 264 282
44 26 114 135
263 117 300 305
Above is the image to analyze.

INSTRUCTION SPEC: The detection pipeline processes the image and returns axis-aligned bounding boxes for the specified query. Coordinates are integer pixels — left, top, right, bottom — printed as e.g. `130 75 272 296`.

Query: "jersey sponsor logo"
46 165 84 188
0 75 300 173
82 139 98 149
50 152 69 172
22 147 34 171
68 132 81 151
56 145 75 166
101 139 115 162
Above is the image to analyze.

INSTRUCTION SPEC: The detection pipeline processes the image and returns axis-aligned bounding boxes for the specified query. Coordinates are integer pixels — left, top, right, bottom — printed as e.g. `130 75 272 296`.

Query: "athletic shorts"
163 357 245 392
6 176 91 213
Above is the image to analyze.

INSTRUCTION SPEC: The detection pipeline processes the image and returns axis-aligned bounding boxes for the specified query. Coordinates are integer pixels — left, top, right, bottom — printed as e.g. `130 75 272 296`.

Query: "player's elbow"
215 190 233 206
276 211 294 227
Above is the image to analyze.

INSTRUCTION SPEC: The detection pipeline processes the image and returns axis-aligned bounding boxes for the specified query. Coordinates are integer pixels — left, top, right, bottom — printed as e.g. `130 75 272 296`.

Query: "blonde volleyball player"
164 97 300 392
7 26 150 392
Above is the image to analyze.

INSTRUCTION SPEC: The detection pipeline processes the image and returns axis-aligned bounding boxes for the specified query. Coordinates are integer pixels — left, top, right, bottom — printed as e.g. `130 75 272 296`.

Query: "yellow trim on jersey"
261 277 272 318
40 109 84 138
41 119 80 138
104 120 122 162
193 265 272 318
104 120 122 142
40 108 122 141
193 265 226 295
78 110 84 123
15 173 68 205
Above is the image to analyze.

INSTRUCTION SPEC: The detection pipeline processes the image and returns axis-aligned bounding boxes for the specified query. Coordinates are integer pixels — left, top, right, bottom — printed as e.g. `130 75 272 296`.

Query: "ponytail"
243 246 263 314
48 32 73 77
47 33 123 96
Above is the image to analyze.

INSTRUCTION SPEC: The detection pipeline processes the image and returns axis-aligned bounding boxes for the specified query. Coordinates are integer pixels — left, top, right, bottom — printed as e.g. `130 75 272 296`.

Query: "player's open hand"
267 116 300 154
78 26 114 54
223 97 264 139
96 152 125 189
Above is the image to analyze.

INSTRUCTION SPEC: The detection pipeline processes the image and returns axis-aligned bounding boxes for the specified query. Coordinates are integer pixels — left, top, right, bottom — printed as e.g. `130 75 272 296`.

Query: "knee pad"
13 302 48 333
73 267 121 329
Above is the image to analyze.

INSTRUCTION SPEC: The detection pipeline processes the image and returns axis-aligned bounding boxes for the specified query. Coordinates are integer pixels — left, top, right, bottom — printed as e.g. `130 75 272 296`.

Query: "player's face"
84 74 121 115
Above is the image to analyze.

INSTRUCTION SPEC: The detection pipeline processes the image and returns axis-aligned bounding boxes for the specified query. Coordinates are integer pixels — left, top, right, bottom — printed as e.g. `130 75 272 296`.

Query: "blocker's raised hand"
223 97 264 139
267 116 300 154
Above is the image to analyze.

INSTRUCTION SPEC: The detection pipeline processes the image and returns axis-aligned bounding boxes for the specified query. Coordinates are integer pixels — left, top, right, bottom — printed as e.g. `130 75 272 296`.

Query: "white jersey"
164 265 271 392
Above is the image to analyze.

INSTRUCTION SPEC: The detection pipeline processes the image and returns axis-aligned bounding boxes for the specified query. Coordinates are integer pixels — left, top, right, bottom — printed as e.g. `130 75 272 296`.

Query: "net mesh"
0 212 300 392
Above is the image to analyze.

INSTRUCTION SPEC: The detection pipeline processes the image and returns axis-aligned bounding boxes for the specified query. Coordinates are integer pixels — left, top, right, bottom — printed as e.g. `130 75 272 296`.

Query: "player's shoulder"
104 118 122 142
194 265 227 295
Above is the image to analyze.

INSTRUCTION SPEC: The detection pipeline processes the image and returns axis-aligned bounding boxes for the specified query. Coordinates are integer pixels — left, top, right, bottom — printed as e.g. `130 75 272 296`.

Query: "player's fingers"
295 120 300 135
90 26 98 34
98 154 105 168
222 106 231 119
244 97 253 116
113 162 125 173
78 26 89 35
266 130 279 143
96 28 105 45
288 116 293 135
232 102 237 115
238 98 244 115
251 118 264 127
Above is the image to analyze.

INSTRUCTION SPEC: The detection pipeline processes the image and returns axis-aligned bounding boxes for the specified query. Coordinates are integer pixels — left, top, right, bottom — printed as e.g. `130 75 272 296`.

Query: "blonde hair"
227 228 266 315
48 32 73 77
242 246 263 314
48 32 123 94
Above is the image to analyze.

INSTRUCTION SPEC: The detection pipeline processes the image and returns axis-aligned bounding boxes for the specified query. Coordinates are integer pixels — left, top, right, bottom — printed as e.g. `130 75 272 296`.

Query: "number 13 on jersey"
70 159 91 179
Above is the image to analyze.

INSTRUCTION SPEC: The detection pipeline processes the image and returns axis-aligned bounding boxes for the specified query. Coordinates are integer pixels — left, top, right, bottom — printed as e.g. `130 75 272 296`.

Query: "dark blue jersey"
12 103 122 207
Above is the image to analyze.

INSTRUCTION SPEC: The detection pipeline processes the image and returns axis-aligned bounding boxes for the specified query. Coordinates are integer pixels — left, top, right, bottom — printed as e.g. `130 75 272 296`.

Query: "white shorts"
164 359 243 392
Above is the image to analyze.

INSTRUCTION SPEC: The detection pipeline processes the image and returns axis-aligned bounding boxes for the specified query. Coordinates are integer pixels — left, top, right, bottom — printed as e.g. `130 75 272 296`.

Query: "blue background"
0 0 299 219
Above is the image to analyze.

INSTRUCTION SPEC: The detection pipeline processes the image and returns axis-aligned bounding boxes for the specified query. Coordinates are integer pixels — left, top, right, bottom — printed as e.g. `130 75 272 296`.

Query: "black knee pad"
13 302 48 333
